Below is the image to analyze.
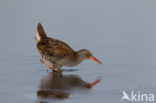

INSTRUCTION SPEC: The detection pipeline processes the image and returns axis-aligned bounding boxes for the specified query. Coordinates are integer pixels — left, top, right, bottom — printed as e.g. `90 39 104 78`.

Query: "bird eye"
86 53 90 57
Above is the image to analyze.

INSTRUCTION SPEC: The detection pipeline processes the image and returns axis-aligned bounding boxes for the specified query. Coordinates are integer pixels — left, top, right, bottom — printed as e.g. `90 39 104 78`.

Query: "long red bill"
89 56 102 64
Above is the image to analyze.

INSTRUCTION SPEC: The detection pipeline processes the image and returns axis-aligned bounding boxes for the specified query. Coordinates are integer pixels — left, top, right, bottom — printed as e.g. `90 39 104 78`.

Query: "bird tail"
36 23 47 42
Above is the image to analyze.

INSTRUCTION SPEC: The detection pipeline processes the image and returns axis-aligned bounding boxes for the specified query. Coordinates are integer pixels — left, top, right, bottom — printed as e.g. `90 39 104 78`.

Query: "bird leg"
87 79 100 89
58 67 62 72
40 58 57 72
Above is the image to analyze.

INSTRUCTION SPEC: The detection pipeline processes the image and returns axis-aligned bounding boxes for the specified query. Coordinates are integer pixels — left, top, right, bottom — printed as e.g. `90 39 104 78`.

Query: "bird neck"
74 51 87 64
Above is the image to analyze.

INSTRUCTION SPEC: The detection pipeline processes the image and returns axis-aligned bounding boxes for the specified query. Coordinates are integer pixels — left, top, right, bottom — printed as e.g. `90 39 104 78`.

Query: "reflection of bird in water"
35 23 102 72
37 72 100 99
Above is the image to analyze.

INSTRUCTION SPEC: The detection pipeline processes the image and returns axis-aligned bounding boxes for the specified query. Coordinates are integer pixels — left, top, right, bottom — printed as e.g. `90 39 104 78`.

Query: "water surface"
0 0 156 103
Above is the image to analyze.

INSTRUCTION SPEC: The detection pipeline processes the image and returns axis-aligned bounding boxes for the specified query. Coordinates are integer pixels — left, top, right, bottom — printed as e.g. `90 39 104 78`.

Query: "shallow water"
0 0 156 103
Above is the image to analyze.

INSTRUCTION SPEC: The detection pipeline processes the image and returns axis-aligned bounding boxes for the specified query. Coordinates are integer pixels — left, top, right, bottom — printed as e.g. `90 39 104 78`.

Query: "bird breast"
57 57 80 67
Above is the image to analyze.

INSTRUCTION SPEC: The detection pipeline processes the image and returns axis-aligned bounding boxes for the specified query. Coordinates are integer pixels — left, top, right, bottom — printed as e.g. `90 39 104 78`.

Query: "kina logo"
121 91 155 102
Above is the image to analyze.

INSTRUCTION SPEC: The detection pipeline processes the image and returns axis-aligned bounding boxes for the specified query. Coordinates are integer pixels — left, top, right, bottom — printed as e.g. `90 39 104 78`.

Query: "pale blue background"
0 0 156 103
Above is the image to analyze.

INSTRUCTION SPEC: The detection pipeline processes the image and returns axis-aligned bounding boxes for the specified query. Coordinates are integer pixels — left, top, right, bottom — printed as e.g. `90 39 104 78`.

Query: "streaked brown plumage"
35 23 102 72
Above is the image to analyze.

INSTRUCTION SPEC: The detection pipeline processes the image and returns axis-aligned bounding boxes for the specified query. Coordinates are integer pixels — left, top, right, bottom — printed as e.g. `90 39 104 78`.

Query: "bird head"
77 49 102 64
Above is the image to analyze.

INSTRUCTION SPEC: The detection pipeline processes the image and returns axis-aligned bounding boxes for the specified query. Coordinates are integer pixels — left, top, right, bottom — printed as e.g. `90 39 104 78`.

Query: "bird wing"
37 38 75 60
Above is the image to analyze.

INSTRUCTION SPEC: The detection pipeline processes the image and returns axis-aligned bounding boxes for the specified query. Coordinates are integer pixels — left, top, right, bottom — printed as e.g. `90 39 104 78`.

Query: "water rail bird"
35 23 102 72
